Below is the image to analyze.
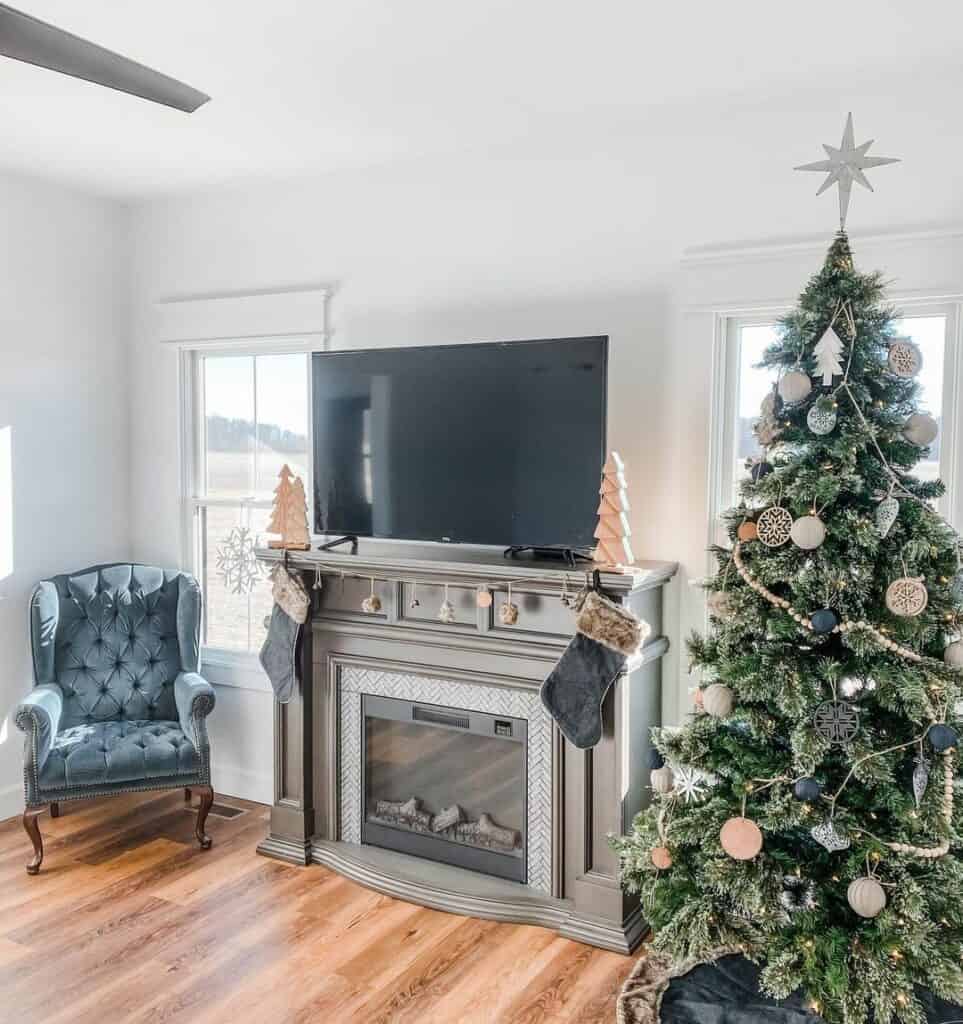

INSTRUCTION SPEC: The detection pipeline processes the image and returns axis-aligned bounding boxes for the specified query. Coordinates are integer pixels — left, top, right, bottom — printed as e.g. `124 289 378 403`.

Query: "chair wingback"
30 564 202 731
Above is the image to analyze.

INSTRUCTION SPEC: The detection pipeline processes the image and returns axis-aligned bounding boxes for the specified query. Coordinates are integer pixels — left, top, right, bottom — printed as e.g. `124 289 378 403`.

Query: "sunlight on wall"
0 426 11 582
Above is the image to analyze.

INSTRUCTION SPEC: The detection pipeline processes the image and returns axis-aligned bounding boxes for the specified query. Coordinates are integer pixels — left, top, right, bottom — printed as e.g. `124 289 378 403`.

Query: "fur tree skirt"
617 952 963 1024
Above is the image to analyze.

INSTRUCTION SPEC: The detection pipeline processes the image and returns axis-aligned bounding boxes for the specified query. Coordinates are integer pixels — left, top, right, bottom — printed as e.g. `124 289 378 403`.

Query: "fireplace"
362 694 527 883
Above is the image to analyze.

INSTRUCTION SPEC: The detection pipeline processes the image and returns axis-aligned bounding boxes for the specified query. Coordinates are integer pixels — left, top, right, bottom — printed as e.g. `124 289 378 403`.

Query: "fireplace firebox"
362 694 527 883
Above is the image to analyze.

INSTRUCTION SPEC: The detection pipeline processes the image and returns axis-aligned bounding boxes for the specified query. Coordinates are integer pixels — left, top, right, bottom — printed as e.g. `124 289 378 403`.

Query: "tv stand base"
503 545 593 568
317 534 359 554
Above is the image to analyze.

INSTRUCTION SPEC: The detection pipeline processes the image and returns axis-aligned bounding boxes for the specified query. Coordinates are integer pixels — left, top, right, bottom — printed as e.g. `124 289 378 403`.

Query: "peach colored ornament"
693 689 704 710
651 845 673 869
720 816 763 860
737 521 758 542
476 589 493 608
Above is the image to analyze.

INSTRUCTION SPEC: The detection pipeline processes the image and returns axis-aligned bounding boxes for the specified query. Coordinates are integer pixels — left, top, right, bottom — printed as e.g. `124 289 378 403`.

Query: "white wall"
0 172 129 819
128 156 963 804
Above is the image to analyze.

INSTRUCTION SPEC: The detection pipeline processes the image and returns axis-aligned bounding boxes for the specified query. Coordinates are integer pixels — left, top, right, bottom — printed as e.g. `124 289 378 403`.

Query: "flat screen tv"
311 336 607 548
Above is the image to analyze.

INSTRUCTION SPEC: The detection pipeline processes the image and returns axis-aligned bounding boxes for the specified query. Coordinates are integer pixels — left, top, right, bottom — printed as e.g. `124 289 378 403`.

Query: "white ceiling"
2 1 963 207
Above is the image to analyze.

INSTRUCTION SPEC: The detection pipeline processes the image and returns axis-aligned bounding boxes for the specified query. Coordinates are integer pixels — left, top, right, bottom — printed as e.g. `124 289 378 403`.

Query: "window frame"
708 299 963 558
179 343 314 669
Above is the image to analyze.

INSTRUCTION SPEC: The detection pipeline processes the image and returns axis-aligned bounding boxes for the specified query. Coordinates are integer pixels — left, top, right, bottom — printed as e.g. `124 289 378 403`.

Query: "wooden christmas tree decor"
267 464 311 550
593 452 634 566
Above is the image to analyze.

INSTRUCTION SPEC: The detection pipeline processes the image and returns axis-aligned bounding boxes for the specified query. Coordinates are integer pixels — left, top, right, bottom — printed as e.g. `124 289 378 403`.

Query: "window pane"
255 353 309 496
892 316 946 484
205 355 255 497
734 324 780 495
198 504 273 653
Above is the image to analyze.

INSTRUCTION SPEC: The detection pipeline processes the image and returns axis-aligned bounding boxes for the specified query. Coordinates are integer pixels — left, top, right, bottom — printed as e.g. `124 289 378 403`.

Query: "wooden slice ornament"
885 577 928 617
737 520 758 542
651 846 673 869
720 817 763 860
756 506 793 548
888 337 923 379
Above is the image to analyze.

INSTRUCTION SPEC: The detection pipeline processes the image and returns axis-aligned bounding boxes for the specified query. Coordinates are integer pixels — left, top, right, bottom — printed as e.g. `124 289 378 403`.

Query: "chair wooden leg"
184 787 192 802
50 802 60 819
23 808 44 875
194 786 214 850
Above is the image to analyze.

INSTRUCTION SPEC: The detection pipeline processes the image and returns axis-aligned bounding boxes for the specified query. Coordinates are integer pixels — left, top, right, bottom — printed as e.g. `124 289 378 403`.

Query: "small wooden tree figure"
267 464 311 550
593 452 633 566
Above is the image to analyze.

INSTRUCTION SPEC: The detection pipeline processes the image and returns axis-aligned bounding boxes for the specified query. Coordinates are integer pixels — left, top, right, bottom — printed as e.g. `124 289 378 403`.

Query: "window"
186 351 310 654
713 306 961 539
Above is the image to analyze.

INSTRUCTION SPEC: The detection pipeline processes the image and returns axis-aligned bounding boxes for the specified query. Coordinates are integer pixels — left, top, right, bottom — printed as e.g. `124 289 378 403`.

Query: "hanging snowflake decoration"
780 875 817 914
674 765 718 804
215 526 264 594
813 700 859 745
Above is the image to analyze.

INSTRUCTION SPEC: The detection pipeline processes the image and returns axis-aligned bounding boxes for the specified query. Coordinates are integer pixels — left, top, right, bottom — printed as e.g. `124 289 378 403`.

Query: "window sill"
201 647 273 694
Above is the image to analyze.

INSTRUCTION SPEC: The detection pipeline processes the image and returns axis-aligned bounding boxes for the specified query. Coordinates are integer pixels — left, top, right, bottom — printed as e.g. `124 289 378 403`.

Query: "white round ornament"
778 370 812 406
790 515 826 551
875 496 899 538
756 506 793 548
702 683 734 719
904 413 939 447
650 765 675 794
707 590 734 619
720 816 763 860
807 400 837 436
944 641 963 668
885 577 928 618
438 600 456 624
888 338 923 379
847 876 886 919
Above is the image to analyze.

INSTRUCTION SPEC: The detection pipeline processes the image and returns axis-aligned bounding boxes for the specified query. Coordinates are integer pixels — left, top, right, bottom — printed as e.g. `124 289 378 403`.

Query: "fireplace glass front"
361 694 527 883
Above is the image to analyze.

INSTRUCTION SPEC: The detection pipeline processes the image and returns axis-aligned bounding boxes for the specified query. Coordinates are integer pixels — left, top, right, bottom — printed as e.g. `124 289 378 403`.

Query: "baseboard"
211 760 272 805
0 782 24 823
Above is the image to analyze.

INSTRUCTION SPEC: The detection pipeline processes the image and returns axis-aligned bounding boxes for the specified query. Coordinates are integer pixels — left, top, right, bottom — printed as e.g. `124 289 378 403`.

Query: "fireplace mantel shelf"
256 543 676 954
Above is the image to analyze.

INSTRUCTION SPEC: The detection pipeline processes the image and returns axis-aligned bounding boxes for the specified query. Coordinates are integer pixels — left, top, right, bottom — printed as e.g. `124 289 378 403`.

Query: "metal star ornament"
795 113 899 230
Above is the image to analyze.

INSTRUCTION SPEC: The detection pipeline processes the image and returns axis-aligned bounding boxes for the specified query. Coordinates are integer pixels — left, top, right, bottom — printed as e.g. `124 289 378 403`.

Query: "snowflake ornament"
673 765 718 804
215 526 264 595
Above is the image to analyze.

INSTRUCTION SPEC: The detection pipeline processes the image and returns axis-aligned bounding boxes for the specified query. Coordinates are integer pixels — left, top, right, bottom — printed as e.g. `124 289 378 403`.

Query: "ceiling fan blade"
0 3 209 112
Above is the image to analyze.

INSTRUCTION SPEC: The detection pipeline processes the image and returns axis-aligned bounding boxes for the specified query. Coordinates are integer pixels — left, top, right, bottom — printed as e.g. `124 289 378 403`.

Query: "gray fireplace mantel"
255 541 676 954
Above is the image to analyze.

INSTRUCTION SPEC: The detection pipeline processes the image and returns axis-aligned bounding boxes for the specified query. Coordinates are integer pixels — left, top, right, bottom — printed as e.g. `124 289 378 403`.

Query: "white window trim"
707 298 963 570
161 286 329 685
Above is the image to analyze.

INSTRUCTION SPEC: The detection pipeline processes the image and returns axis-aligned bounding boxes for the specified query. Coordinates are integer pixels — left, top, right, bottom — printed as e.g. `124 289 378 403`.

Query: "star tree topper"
795 113 899 230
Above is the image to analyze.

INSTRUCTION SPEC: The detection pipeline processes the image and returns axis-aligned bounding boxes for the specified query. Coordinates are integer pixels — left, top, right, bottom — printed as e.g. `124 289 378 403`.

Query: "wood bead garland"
702 683 734 719
790 515 826 550
847 877 886 918
886 752 954 859
720 817 763 860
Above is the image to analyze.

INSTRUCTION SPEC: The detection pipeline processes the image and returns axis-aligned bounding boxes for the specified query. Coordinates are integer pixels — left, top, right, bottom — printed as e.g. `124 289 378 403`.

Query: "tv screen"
312 336 607 548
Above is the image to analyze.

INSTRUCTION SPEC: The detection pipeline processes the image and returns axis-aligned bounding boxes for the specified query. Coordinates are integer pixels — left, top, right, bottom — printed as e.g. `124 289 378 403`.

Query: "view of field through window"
734 315 946 499
197 353 309 652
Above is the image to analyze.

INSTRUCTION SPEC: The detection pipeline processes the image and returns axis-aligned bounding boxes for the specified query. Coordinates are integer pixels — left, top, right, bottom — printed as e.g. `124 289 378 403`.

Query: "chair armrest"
174 672 216 748
15 684 63 775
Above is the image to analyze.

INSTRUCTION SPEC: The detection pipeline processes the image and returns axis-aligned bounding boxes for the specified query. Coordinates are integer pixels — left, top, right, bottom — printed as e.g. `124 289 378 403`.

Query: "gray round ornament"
807 401 837 436
904 412 939 447
887 338 923 379
875 495 899 538
790 514 826 550
778 370 812 406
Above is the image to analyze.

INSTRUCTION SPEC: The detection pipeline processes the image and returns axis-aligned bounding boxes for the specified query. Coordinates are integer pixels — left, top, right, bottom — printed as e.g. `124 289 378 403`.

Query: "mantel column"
256 591 315 865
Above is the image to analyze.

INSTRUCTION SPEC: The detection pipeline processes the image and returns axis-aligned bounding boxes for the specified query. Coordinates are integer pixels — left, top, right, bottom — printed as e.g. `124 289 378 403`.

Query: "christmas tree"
613 231 963 1023
594 452 634 566
267 464 311 550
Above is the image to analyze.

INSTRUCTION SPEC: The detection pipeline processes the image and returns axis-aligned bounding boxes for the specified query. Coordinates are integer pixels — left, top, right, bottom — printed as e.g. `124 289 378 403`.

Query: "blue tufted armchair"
14 563 217 874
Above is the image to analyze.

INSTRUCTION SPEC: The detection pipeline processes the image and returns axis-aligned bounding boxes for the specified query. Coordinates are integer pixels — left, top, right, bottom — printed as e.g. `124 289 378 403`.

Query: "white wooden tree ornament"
593 452 634 566
814 326 845 386
267 464 311 550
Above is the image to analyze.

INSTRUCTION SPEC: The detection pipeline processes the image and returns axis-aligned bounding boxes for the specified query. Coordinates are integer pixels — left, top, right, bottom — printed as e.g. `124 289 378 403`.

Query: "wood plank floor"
0 790 636 1023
